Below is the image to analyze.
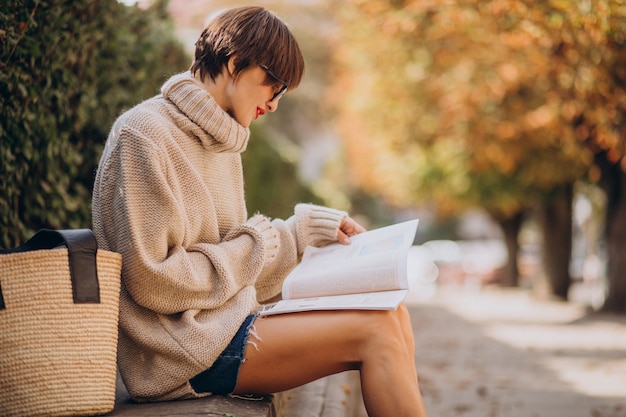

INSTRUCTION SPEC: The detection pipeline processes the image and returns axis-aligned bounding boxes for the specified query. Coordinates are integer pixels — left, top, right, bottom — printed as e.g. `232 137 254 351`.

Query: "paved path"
358 285 626 417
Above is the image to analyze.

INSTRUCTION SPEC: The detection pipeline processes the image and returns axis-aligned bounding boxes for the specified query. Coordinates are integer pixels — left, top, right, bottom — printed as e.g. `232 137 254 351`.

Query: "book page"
260 289 409 316
281 219 418 300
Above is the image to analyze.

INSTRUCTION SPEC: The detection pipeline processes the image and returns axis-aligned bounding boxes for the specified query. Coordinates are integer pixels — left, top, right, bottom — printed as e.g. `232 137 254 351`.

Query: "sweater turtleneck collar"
161 71 250 153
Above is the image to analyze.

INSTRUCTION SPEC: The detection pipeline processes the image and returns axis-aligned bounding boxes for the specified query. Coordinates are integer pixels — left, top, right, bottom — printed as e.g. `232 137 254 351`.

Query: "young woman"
92 6 428 417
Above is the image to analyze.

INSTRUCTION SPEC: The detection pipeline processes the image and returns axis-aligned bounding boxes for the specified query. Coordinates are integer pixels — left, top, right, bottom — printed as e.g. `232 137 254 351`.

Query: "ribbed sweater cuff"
294 204 347 251
245 214 280 265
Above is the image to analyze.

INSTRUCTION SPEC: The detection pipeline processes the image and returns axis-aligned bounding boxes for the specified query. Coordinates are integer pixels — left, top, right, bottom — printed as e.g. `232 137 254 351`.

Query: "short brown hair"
190 6 304 91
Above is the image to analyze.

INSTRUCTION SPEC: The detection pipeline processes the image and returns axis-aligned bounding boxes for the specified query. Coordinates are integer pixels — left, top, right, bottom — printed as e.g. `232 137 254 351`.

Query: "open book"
260 219 419 316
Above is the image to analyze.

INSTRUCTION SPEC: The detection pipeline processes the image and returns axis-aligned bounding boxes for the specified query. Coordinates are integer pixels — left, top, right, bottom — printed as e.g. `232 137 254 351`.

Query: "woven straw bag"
0 229 122 417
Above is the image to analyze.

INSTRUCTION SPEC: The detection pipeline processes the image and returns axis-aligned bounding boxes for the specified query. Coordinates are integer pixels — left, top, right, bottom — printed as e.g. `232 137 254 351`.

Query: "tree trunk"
600 160 626 313
537 183 573 300
494 212 524 287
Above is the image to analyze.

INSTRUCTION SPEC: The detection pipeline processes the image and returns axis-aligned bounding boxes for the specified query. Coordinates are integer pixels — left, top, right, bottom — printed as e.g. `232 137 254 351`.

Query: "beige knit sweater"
92 72 346 402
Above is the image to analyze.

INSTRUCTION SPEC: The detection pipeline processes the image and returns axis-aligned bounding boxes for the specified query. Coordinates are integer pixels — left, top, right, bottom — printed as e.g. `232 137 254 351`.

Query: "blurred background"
2 0 625 313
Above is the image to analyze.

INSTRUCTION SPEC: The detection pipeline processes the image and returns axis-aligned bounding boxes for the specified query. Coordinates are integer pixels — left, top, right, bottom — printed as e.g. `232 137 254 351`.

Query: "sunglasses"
260 64 288 102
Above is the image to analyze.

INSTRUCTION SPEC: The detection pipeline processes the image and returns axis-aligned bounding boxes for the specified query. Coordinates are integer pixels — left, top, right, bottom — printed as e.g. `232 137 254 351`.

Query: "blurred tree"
591 1 626 312
0 0 188 248
333 0 626 310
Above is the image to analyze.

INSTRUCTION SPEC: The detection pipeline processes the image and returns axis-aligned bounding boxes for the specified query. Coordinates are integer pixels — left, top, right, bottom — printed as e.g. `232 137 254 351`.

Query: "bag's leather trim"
0 229 101 310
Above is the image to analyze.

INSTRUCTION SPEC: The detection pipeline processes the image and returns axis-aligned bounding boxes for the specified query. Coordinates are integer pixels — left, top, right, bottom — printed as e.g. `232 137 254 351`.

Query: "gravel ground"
357 284 626 417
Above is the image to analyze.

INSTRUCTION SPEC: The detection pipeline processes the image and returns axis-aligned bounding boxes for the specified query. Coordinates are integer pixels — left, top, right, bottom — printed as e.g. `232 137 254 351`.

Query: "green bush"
243 127 323 219
0 0 188 247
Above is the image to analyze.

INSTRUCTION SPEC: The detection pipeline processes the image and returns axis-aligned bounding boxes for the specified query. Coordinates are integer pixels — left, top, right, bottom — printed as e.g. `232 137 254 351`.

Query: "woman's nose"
266 99 279 112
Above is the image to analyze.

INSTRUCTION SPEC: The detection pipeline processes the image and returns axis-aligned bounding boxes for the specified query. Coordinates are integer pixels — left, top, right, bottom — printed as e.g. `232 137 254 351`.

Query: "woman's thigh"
233 308 402 395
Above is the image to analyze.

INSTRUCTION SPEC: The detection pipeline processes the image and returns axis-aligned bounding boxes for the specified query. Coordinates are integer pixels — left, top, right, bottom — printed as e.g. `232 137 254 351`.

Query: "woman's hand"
337 216 367 245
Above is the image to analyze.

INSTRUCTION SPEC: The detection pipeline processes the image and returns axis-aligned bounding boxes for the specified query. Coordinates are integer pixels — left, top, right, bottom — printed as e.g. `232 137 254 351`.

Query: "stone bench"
106 370 364 417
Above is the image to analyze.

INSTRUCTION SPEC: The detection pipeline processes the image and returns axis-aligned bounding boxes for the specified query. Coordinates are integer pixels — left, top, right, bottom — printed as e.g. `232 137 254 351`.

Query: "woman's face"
226 65 285 128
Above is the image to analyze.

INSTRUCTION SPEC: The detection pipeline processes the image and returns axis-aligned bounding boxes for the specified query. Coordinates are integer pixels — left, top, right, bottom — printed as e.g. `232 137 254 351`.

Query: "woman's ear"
227 56 237 78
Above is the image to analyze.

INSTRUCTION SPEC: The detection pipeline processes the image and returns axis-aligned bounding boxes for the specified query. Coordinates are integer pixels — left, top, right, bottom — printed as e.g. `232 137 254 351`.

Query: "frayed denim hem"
189 313 259 395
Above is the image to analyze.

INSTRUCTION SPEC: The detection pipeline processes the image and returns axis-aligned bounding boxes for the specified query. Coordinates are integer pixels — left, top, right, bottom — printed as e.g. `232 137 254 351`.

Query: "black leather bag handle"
0 229 101 310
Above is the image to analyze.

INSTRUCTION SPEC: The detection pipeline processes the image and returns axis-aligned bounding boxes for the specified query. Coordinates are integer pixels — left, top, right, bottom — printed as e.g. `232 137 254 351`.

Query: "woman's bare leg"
234 305 428 417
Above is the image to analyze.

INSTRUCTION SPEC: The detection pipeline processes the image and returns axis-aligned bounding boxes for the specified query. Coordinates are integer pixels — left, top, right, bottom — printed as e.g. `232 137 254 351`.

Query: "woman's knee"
394 303 413 327
360 307 414 354
394 304 415 336
379 304 414 337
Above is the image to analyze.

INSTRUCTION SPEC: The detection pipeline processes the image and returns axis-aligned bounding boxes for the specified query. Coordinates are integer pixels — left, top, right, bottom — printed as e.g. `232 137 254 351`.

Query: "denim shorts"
189 314 257 395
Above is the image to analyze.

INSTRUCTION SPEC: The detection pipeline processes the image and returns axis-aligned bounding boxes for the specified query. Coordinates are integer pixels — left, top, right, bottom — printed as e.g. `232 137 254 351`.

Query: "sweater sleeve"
94 126 276 315
292 203 348 252
252 203 347 302
222 214 280 266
